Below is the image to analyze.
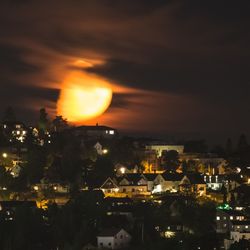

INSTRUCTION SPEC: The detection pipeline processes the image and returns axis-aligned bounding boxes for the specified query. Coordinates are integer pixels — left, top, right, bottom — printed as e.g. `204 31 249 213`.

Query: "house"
142 173 165 193
100 178 120 197
100 174 150 197
145 144 184 157
179 174 206 196
224 221 250 249
203 175 225 191
72 125 117 139
118 174 149 196
97 228 131 249
216 209 246 234
161 172 183 193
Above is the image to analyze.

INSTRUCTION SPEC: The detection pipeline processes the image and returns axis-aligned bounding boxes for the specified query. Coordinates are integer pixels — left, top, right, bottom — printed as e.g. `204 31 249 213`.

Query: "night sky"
0 0 250 143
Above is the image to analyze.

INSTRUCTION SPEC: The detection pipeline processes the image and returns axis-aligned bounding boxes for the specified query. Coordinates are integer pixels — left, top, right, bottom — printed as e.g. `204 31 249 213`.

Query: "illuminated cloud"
0 0 249 140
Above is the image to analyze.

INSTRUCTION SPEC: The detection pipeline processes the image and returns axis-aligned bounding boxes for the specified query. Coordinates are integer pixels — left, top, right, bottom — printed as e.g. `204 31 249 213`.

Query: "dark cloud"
0 44 40 75
0 0 249 142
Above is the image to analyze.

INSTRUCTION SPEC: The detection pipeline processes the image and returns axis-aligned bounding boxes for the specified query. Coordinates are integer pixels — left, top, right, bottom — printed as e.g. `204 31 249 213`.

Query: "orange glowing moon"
57 71 113 123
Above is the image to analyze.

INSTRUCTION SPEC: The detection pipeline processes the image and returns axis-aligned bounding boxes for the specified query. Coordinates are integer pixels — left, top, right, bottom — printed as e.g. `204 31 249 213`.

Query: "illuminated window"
109 130 114 135
216 216 220 221
230 216 233 220
246 226 249 229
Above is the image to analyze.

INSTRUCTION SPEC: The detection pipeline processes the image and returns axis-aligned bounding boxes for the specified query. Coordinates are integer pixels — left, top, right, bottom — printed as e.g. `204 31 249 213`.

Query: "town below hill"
0 107 250 250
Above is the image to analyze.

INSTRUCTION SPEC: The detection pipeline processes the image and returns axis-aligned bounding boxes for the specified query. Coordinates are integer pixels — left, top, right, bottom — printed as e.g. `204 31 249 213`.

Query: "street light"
2 153 7 158
102 149 108 154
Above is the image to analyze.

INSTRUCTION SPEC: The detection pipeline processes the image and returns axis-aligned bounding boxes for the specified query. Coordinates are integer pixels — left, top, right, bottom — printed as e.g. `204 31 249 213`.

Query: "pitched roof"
143 173 159 181
98 228 124 237
162 172 183 181
185 174 206 184
231 220 250 226
100 177 118 189
119 174 146 185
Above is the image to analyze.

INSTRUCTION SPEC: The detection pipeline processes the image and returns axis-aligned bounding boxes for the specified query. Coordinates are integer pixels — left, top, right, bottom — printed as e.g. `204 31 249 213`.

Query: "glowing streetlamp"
102 149 108 154
120 167 126 174
2 153 7 158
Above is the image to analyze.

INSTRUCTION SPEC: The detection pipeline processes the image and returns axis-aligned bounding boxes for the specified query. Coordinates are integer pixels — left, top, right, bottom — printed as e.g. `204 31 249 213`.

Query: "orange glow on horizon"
57 71 113 123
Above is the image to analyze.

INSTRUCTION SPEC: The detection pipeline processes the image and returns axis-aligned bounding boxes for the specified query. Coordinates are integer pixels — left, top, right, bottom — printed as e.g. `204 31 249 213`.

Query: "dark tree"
162 150 180 172
184 140 208 153
2 106 16 122
38 108 49 136
238 134 248 152
226 138 233 155
25 147 46 184
52 115 68 132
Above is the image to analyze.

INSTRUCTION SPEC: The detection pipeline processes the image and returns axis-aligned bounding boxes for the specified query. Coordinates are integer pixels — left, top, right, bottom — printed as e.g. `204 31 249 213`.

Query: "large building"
72 125 117 139
145 144 184 157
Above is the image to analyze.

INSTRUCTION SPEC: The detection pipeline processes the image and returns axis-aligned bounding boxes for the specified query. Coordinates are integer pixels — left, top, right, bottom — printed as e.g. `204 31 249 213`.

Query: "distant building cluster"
1 116 250 249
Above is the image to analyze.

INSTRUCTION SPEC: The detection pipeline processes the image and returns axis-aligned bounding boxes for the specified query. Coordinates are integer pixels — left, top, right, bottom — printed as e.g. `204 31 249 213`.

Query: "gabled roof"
119 174 146 186
143 173 159 181
162 172 183 181
100 177 118 189
98 228 127 237
231 220 250 226
185 174 206 184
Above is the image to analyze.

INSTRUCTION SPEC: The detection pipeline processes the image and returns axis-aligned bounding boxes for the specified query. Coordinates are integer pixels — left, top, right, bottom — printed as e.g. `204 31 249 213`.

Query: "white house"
97 228 131 249
224 221 250 249
145 144 184 157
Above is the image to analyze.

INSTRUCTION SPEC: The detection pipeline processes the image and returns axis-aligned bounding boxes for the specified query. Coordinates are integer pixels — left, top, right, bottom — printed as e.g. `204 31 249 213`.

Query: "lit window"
16 130 20 135
230 216 233 220
216 216 220 221
109 130 114 135
246 226 249 229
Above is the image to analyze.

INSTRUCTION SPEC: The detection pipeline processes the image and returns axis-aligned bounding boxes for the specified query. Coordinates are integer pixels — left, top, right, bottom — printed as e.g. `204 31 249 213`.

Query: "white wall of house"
97 229 131 249
231 231 250 242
